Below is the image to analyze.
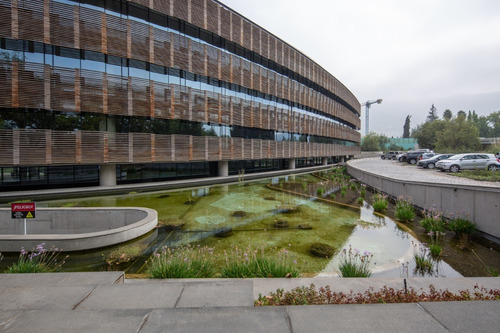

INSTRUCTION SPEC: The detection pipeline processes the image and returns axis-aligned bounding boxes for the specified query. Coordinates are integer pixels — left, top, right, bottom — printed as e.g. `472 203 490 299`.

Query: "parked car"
420 153 438 160
381 151 403 160
417 154 454 169
398 149 432 162
405 151 428 164
435 153 500 172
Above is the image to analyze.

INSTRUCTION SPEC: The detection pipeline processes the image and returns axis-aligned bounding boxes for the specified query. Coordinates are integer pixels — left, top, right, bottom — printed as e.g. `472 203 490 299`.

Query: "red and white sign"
11 202 36 219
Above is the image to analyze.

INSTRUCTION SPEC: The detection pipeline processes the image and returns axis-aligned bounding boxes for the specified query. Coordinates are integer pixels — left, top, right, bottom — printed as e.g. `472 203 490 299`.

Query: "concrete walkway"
0 272 499 332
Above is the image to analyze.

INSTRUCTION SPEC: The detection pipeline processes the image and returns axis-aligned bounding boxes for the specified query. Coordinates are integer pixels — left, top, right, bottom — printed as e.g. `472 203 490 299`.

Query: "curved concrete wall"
347 163 500 242
0 207 157 252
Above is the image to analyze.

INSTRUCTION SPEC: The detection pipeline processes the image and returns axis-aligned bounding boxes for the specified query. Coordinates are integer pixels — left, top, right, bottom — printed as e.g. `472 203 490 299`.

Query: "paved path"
349 158 500 189
0 272 499 332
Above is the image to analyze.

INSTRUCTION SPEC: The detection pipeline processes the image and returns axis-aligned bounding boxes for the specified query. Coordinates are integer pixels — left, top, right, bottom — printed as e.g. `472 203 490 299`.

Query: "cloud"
220 0 500 136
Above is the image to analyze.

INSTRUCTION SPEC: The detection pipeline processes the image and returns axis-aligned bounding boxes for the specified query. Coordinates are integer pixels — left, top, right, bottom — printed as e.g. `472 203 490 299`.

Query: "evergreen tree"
403 115 411 138
443 109 452 120
426 104 439 122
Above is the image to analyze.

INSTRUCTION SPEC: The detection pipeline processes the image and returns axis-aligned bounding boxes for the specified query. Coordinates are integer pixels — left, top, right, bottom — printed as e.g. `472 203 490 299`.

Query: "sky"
219 0 500 137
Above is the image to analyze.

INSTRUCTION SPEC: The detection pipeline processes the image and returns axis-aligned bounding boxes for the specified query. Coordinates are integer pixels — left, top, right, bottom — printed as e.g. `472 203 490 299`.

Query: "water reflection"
318 203 461 278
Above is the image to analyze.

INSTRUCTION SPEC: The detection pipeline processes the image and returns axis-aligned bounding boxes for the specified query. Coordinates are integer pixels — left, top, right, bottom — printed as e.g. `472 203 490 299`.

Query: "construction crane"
361 99 383 135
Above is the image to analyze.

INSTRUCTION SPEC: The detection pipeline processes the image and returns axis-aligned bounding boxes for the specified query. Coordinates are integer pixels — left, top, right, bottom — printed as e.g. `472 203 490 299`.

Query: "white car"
435 153 500 172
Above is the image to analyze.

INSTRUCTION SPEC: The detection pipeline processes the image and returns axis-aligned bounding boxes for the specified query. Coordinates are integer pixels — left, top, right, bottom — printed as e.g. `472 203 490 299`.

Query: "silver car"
435 153 500 172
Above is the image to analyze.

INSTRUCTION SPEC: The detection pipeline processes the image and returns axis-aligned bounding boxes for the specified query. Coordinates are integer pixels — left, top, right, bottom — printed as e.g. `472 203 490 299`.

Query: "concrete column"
218 160 228 177
288 158 296 170
322 157 328 165
100 164 117 187
340 156 346 163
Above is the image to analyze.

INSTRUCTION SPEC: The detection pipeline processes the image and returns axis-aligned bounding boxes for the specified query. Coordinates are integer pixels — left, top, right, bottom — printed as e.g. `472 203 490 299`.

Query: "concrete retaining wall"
347 164 500 242
0 207 157 252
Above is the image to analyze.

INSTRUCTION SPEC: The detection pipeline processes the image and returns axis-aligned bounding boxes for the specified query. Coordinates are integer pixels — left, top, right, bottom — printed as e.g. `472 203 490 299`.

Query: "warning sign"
11 202 36 219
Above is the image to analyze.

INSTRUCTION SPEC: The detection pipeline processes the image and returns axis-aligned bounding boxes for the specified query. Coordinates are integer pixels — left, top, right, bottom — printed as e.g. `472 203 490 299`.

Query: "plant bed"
255 284 500 305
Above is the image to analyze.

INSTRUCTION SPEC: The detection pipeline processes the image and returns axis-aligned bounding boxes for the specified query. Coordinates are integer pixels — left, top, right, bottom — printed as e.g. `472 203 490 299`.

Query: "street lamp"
362 99 383 136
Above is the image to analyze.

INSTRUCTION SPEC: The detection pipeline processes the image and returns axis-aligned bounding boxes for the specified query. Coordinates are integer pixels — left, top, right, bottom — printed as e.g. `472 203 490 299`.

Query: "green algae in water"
19 176 458 277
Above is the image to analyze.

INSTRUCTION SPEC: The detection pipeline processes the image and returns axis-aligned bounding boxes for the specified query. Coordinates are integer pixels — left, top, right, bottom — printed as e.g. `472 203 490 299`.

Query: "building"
0 0 361 191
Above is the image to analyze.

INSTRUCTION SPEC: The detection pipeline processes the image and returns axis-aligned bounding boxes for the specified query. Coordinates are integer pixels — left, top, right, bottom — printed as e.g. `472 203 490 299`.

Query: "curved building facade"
0 0 361 190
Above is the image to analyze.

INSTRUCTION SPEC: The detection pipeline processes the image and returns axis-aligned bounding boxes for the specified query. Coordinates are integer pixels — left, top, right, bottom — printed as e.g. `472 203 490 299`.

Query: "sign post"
11 202 36 235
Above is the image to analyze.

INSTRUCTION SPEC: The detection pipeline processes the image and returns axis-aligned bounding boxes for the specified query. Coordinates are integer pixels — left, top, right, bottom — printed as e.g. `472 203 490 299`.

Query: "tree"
361 132 388 151
412 120 446 150
487 111 500 137
457 110 466 118
435 115 481 153
443 109 452 121
475 116 492 137
403 115 411 138
426 104 439 122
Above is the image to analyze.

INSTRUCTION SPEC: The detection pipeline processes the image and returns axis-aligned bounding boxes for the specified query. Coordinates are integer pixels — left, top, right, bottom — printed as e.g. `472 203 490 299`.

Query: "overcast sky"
219 0 500 137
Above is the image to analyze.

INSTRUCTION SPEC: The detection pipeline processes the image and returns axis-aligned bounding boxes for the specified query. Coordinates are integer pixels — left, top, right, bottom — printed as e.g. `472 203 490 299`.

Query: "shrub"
359 186 366 198
338 246 372 277
394 198 415 222
448 217 476 249
147 245 216 279
310 243 335 258
372 194 388 213
6 243 67 273
356 197 364 205
316 187 325 196
448 218 476 237
221 246 298 278
349 181 357 190
420 208 445 238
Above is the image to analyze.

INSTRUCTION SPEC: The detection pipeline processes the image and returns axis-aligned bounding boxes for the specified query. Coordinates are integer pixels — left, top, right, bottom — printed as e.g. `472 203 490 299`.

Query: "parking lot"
350 157 500 189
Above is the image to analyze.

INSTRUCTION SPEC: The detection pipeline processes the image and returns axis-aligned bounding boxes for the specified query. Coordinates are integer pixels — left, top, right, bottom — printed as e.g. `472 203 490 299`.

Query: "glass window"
74 166 98 183
82 50 105 71
1 167 19 184
54 112 79 131
106 55 124 76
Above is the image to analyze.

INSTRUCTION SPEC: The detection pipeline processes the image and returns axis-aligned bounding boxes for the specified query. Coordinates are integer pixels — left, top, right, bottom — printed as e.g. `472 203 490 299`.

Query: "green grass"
221 257 299 278
147 245 299 279
448 169 500 182
147 245 216 279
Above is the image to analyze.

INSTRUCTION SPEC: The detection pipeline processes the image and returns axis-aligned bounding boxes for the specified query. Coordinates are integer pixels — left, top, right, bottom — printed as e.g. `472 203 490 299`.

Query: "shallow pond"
0 173 463 277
